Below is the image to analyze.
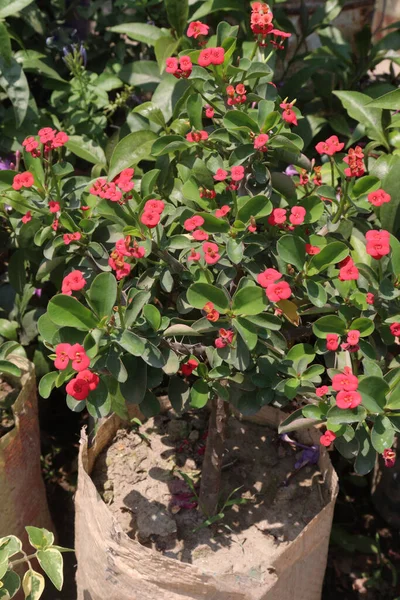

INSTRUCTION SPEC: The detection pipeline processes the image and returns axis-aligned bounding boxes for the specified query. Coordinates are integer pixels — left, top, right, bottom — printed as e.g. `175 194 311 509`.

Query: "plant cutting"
1 0 400 595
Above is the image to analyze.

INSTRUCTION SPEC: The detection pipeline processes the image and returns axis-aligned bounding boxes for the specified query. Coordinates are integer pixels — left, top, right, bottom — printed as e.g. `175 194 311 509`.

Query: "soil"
92 411 327 586
0 378 18 438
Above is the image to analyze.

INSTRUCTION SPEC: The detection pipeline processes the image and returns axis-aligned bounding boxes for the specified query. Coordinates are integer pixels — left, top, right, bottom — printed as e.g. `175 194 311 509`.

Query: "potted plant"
1 1 400 597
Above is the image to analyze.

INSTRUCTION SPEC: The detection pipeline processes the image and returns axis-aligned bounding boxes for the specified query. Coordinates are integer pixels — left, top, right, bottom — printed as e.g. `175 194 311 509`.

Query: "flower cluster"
140 199 165 229
186 130 209 143
338 256 359 281
226 84 247 105
250 2 274 38
198 47 225 68
63 232 81 245
343 146 365 178
203 302 219 322
320 430 336 447
325 330 360 353
66 369 99 401
90 168 135 203
54 343 90 371
280 100 298 126
215 329 234 348
166 56 193 79
213 166 245 190
315 135 344 156
268 206 306 227
365 229 391 260
22 127 69 158
390 322 400 338
254 133 269 152
367 189 391 207
332 367 361 409
257 268 292 302
12 171 34 191
62 270 86 295
109 236 146 279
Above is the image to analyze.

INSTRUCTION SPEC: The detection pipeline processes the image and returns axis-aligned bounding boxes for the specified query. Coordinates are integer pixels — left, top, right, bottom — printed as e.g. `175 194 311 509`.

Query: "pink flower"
145 199 165 213
390 322 400 337
215 205 230 218
383 448 396 468
254 133 269 152
231 165 245 182
365 229 391 260
347 330 360 345
179 56 192 74
52 219 59 231
289 206 306 225
315 135 344 156
198 48 212 67
265 281 291 302
305 244 321 255
21 211 32 224
141 210 160 228
114 168 135 192
215 337 226 348
187 21 209 39
280 101 298 126
13 171 34 190
214 168 228 181
316 385 329 397
336 390 362 409
269 28 291 50
257 268 282 288
343 146 365 178
268 208 286 226
52 131 69 148
192 229 209 241
22 136 40 156
66 377 90 401
181 358 199 376
54 343 72 370
38 127 56 144
203 242 220 264
338 257 359 281
188 248 201 262
210 47 225 65
76 369 99 391
320 430 336 447
184 215 205 231
205 105 214 118
63 232 81 245
186 130 209 142
49 200 60 213
215 328 234 348
62 270 86 295
326 334 339 351
68 343 90 372
332 367 359 392
366 292 375 305
367 189 391 207
203 302 219 322
115 262 131 280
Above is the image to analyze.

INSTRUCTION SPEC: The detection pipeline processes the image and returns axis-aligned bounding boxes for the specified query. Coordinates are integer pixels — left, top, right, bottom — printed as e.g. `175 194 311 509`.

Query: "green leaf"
119 61 162 88
140 169 160 196
352 175 380 198
143 305 162 331
125 291 151 327
358 376 389 413
186 93 203 131
155 35 180 72
168 376 190 412
326 405 367 424
0 56 29 126
25 527 54 550
22 569 45 600
231 285 267 316
301 196 325 223
0 0 34 17
142 341 166 368
38 372 58 399
0 22 12 64
371 415 395 454
151 135 190 156
0 360 21 377
86 378 111 418
312 315 347 338
278 407 322 434
66 135 106 165
118 331 145 356
366 88 400 109
165 0 188 37
350 317 374 337
88 273 117 318
0 536 21 559
333 90 389 150
277 234 306 271
380 154 400 235
48 296 98 331
108 22 163 45
133 102 166 128
0 570 20 598
226 238 244 264
187 283 230 313
233 317 258 350
140 390 161 417
223 111 259 132
190 379 209 408
305 280 327 308
36 548 63 591
163 324 201 336
120 356 147 404
245 312 282 330
236 194 272 223
307 241 349 275
109 131 157 179
354 428 376 475
196 212 230 233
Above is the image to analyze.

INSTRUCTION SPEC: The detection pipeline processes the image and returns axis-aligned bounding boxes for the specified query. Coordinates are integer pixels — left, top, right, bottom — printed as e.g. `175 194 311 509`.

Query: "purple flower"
34 288 42 298
284 164 298 177
294 446 319 470
0 157 12 170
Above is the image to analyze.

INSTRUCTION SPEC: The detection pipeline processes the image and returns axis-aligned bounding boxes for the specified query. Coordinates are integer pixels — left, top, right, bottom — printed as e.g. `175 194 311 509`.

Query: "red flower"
184 215 205 231
66 377 90 401
315 135 344 156
332 366 359 392
63 232 81 245
52 219 59 231
367 189 391 207
22 136 40 156
203 241 220 264
289 206 306 225
338 257 359 281
21 211 32 224
231 165 245 182
250 2 274 37
203 301 220 322
192 229 209 241
62 270 86 295
68 344 90 372
198 48 212 67
254 133 269 152
166 56 192 78
76 369 99 391
114 168 135 192
141 210 160 228
115 262 131 280
181 358 199 376
390 322 400 337
49 201 60 213
166 57 179 74
336 390 362 409
299 170 309 186
320 430 336 447
215 205 230 218
347 329 360 345
326 333 339 351
211 47 224 65
365 229 391 260
366 292 375 305
268 208 286 226
269 28 291 50
280 101 298 126
188 248 201 262
316 385 329 397
266 281 291 302
186 130 208 142
205 105 214 118
13 171 34 191
383 448 396 468
343 146 365 178
257 268 282 288
54 343 72 370
215 328 234 348
214 168 228 181
305 244 321 255
52 131 69 148
145 199 165 214
38 127 56 144
187 21 209 39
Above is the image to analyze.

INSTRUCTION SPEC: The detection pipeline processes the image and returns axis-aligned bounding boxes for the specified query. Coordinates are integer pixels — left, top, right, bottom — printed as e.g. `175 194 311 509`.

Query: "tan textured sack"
75 406 338 600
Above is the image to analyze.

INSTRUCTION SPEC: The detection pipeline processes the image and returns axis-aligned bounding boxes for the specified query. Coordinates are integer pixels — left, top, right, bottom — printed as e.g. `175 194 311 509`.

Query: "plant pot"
0 356 54 548
75 405 338 600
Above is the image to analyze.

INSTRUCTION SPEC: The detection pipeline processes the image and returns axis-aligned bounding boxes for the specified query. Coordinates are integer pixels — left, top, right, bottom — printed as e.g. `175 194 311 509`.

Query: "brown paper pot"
75 406 338 600
0 356 54 547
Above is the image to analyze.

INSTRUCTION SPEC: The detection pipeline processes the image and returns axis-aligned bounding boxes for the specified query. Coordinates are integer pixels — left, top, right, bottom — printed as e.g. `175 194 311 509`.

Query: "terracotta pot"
75 406 338 600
